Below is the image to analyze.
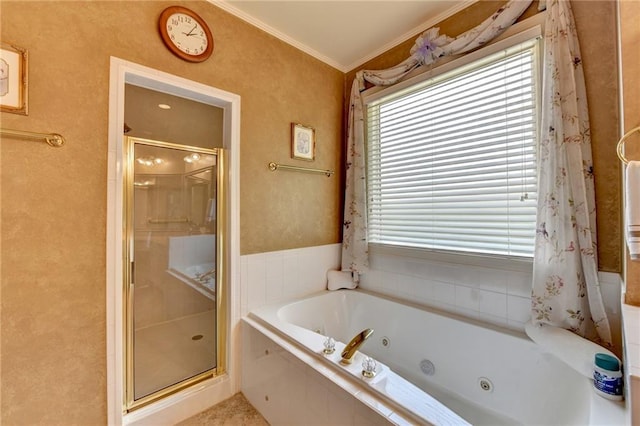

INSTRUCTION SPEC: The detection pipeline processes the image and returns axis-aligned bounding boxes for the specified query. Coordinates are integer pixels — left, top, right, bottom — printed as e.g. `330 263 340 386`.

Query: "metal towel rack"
1 128 66 147
616 126 640 164
268 161 334 177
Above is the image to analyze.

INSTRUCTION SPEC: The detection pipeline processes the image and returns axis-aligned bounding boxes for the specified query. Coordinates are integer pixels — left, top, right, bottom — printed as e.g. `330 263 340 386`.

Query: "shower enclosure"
123 136 226 411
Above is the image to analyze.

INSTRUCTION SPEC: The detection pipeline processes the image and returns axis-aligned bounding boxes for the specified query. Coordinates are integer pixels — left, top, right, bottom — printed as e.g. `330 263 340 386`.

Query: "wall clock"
158 6 214 63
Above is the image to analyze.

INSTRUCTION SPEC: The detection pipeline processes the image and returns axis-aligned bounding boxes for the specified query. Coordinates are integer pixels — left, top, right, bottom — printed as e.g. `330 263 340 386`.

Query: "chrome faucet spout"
340 328 374 364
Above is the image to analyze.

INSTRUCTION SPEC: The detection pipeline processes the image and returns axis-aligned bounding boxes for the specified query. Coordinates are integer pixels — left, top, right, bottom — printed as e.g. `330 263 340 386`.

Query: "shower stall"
123 136 226 411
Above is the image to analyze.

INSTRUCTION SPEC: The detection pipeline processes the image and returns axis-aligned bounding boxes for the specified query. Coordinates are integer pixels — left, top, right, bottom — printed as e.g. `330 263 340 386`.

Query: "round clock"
158 6 214 62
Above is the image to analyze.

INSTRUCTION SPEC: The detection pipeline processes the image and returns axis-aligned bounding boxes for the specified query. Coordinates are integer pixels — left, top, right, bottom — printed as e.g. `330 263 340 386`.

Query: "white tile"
283 254 301 298
478 312 509 328
506 318 527 332
240 255 249 315
479 290 507 318
426 263 456 283
455 285 480 312
507 294 532 323
246 253 266 311
432 281 455 305
402 258 430 278
475 267 509 293
265 252 284 304
327 386 355 425
451 305 480 321
507 271 533 297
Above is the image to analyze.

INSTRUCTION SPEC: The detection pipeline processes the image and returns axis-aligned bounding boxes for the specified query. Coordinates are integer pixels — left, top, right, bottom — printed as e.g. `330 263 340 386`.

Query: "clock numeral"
171 18 178 26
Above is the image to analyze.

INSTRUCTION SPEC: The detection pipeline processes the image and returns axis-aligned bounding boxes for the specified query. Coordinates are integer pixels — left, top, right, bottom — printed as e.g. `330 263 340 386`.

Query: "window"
366 38 540 258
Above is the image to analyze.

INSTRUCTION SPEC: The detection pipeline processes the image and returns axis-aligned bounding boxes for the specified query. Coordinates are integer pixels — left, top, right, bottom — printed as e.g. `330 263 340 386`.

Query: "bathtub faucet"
340 328 374 364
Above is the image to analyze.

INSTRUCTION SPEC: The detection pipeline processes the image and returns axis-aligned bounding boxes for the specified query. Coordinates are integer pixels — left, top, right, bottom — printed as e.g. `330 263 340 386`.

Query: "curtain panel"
531 0 612 346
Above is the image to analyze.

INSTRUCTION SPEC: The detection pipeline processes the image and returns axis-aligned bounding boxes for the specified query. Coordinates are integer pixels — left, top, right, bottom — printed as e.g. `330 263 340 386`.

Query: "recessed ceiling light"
158 103 171 110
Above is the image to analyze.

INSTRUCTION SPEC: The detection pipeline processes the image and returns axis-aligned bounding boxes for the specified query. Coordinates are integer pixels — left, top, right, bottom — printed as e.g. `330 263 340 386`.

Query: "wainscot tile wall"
241 244 621 351
240 243 342 316
358 251 622 352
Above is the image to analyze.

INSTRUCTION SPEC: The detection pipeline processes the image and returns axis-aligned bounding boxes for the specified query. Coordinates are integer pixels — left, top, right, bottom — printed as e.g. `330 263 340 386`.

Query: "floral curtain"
531 0 612 346
341 0 534 278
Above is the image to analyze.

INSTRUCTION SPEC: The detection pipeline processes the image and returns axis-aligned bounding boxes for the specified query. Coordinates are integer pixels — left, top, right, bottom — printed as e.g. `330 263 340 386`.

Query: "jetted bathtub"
247 289 627 425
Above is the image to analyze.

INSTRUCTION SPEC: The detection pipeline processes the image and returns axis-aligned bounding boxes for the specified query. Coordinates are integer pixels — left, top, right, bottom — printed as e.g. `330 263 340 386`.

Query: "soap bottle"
593 353 623 400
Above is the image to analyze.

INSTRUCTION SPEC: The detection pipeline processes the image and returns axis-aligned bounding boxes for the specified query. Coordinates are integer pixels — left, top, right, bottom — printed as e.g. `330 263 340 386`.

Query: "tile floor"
134 310 216 399
178 393 269 425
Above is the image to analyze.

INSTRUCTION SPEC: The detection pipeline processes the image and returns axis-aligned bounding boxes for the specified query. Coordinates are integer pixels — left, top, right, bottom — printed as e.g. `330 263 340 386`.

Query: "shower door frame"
122 137 227 412
107 57 241 426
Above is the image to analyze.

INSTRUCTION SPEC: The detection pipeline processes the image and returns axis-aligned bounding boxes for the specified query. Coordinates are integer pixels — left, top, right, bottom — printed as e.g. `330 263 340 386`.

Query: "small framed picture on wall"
291 123 315 161
0 42 28 115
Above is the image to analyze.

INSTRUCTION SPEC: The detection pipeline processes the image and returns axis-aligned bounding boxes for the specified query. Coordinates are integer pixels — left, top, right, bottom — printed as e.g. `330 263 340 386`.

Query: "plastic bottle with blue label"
593 353 623 400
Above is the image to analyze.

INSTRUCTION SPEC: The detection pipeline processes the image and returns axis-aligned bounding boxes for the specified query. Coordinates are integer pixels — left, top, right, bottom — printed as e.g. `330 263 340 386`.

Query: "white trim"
209 0 478 73
107 57 241 425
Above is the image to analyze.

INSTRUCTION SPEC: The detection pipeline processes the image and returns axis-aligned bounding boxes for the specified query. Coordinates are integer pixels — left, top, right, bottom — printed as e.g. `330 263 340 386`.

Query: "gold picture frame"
0 42 28 115
291 123 315 161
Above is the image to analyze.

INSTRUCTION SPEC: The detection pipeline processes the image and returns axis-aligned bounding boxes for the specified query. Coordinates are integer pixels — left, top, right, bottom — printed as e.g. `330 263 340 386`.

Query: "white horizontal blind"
366 42 539 257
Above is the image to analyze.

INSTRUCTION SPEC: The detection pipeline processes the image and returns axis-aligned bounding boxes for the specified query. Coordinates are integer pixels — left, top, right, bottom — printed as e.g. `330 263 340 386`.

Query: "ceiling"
211 0 474 72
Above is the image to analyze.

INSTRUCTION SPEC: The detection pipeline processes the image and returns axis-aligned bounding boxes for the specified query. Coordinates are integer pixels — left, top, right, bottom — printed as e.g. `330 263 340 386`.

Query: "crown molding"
208 0 479 74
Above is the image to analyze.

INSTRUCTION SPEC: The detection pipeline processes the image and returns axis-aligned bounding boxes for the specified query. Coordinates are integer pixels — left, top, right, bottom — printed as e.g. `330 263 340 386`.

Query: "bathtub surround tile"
265 252 284 304
478 312 509 328
242 321 397 426
478 290 508 318
455 286 480 312
432 281 456 306
359 252 621 336
507 271 534 297
507 295 532 324
246 254 267 312
241 244 341 313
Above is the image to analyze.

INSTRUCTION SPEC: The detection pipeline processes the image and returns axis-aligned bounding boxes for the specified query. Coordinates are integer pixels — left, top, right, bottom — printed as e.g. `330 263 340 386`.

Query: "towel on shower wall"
327 270 357 290
626 161 640 260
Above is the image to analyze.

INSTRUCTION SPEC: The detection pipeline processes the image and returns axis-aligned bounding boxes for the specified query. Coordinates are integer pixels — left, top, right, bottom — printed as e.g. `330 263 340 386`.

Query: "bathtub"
246 289 627 425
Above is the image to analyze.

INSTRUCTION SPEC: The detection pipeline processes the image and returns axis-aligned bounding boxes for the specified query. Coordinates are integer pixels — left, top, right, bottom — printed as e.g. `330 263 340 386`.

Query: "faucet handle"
322 337 336 355
362 356 377 378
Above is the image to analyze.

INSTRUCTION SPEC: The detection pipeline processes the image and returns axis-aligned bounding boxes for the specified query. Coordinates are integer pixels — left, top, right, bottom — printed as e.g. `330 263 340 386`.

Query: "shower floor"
134 310 216 399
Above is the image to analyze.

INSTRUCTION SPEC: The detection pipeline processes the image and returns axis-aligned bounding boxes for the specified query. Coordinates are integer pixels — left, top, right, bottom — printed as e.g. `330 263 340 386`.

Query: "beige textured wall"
619 0 640 306
345 0 622 273
0 1 343 424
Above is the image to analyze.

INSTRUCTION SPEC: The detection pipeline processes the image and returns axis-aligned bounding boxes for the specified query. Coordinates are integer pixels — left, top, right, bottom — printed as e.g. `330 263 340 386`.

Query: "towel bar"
1 128 66 147
616 126 640 164
268 162 334 177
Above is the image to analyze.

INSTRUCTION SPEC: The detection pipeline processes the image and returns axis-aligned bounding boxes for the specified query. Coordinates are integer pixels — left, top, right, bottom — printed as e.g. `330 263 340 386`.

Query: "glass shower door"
124 137 222 409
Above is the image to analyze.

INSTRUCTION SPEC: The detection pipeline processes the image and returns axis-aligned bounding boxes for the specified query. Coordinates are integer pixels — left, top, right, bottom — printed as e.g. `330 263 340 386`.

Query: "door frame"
106 57 241 425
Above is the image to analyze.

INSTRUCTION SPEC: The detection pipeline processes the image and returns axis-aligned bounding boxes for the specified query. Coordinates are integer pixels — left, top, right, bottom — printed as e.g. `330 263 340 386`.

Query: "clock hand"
186 24 197 36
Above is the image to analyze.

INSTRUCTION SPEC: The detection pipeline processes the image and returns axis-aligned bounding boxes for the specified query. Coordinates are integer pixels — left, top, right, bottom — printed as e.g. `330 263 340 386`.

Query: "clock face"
159 6 213 62
166 13 208 56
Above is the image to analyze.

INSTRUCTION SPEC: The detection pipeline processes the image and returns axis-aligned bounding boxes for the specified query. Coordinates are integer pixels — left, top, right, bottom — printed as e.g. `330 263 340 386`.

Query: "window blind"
366 42 539 258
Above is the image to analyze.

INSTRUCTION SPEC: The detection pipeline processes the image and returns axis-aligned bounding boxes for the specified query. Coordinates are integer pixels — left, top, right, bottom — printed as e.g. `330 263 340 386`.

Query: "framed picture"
291 123 315 161
0 42 28 115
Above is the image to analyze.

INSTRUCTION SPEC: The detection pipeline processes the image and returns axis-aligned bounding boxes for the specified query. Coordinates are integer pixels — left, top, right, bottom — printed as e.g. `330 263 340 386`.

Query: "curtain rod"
1 128 65 147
